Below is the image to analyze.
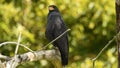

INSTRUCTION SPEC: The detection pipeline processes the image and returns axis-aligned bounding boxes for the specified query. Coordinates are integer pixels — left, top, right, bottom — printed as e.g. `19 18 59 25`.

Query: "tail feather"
53 34 69 66
58 44 68 66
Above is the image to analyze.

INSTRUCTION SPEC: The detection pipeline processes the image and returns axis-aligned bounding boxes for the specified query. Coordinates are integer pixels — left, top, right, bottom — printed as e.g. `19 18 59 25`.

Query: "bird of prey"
45 5 69 67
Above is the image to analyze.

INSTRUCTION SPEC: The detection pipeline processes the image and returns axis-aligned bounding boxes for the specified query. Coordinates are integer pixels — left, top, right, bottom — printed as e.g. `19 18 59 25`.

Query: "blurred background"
0 0 117 68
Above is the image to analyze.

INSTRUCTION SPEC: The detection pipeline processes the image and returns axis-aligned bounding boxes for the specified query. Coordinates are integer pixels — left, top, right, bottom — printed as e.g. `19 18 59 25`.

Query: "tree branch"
4 49 62 68
0 29 71 68
116 0 120 5
116 0 120 68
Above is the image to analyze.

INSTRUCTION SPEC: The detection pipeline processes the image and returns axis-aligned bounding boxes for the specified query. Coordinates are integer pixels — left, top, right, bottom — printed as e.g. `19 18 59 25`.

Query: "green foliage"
0 0 117 68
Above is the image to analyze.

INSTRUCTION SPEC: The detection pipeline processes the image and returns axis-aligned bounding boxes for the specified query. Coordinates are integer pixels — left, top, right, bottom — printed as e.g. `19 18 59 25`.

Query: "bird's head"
48 5 59 12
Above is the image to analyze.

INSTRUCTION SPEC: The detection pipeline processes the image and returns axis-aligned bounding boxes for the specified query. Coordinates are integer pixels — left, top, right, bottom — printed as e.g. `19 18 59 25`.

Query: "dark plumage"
45 5 69 66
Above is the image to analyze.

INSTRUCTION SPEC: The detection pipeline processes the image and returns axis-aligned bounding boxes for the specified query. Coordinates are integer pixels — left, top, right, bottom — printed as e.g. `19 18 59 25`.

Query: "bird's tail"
58 44 68 66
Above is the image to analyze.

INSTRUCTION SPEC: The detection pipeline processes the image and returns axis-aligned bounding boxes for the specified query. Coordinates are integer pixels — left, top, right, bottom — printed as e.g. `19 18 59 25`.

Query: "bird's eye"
49 7 54 11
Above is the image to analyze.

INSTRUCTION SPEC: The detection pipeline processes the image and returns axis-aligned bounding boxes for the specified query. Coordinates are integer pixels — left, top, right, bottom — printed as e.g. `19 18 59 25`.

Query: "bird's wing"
45 13 62 41
53 14 67 37
46 12 68 41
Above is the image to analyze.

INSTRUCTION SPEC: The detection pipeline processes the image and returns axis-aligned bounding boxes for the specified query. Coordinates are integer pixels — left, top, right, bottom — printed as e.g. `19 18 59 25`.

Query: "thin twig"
0 42 34 52
92 32 120 68
41 29 71 50
0 54 11 60
10 32 22 68
15 32 21 55
92 36 116 68
92 35 116 61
